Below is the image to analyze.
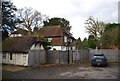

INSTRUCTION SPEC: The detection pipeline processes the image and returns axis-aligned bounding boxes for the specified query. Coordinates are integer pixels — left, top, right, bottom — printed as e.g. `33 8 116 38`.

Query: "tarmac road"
2 63 119 79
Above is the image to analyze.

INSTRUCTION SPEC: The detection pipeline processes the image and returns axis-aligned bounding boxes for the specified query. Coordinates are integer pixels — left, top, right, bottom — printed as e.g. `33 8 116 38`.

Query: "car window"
93 56 105 59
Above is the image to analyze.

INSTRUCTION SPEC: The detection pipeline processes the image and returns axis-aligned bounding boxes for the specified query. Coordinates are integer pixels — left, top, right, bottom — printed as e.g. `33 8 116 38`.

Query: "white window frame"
64 36 67 42
48 38 52 42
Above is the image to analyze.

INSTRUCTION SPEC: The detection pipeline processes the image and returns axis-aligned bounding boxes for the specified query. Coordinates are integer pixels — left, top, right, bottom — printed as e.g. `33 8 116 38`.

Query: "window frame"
64 36 67 42
48 38 52 42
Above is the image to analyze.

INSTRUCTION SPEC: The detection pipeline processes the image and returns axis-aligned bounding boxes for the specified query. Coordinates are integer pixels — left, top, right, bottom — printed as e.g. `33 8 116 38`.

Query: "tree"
1 1 18 40
104 23 119 31
84 16 105 40
43 17 71 32
88 35 96 49
82 37 88 49
100 24 119 49
2 30 9 41
17 7 48 32
76 37 82 50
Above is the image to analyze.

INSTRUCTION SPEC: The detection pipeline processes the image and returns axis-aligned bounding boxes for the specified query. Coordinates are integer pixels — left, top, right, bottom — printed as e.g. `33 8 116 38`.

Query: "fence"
46 50 89 64
73 50 89 62
28 50 46 66
28 49 119 66
89 49 119 62
46 50 73 64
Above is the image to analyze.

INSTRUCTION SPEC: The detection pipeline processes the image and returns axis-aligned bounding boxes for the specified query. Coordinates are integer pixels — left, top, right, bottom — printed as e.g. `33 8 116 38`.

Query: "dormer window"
10 34 22 37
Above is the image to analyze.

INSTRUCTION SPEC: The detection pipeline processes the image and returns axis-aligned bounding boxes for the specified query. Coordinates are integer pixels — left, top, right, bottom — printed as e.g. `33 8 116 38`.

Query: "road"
2 63 119 79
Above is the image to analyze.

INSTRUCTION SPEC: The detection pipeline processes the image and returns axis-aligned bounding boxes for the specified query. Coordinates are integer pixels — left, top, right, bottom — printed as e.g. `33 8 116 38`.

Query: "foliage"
88 35 96 49
82 37 89 49
2 1 18 31
2 30 9 41
76 35 96 49
104 23 119 31
1 1 19 40
17 7 48 32
43 17 71 32
42 41 51 50
76 37 82 50
100 24 119 49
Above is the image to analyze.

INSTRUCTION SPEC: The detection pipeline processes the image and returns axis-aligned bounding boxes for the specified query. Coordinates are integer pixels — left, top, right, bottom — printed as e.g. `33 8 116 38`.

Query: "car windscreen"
92 56 105 59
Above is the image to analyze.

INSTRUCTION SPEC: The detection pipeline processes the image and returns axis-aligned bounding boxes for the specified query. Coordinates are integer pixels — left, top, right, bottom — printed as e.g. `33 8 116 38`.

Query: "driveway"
2 63 119 79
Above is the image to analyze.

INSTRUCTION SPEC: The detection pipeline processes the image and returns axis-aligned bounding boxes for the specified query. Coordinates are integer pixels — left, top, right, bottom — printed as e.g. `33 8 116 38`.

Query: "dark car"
91 53 108 66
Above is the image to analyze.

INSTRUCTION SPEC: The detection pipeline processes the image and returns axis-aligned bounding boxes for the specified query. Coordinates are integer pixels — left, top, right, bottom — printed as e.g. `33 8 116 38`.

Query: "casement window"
48 38 52 42
10 53 12 60
64 36 67 42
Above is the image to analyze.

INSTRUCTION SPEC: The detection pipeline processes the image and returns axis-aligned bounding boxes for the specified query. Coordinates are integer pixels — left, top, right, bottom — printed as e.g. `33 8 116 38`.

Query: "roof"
2 36 42 53
93 53 104 56
34 26 76 46
34 26 76 39
11 29 28 35
34 26 63 37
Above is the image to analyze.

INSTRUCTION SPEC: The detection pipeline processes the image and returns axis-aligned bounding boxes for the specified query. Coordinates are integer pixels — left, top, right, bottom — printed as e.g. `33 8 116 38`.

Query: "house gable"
33 26 76 50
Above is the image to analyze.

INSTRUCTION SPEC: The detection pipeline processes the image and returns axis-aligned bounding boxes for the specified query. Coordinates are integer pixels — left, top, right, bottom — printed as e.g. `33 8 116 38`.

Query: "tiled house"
34 26 76 51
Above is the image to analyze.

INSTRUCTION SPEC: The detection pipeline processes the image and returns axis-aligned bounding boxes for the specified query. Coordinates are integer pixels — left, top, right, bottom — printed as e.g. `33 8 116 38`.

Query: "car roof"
93 53 104 56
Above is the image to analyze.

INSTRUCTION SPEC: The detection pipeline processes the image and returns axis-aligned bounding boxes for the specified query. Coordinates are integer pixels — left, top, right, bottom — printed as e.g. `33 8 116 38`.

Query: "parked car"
91 53 108 66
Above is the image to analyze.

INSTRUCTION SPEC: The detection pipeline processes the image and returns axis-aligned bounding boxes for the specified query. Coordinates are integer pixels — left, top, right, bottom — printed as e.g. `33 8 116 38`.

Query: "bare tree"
17 7 48 32
84 16 106 47
84 16 105 40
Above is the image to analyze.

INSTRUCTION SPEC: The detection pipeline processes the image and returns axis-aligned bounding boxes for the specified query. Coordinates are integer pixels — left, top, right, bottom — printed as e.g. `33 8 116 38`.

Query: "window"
48 38 52 42
71 47 73 50
10 53 12 60
64 36 67 42
3 53 6 59
70 39 72 42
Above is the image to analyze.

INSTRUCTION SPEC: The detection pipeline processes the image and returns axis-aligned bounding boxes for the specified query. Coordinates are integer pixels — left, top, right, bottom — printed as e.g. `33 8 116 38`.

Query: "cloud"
12 0 119 40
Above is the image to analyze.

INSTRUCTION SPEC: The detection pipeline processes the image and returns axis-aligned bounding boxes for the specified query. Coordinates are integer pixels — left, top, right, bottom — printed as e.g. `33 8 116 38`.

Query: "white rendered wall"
30 44 44 50
50 46 75 51
2 53 28 66
50 46 62 50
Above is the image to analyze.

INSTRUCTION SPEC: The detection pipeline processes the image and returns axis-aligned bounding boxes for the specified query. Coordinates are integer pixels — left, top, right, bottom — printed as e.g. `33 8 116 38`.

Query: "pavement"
2 63 119 79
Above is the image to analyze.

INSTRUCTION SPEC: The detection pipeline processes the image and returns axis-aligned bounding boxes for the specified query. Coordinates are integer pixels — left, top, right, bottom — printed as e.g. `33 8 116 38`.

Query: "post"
67 39 70 63
68 44 69 63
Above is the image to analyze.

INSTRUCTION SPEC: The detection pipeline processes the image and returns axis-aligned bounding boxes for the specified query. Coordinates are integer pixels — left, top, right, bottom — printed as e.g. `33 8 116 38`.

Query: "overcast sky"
11 0 119 40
